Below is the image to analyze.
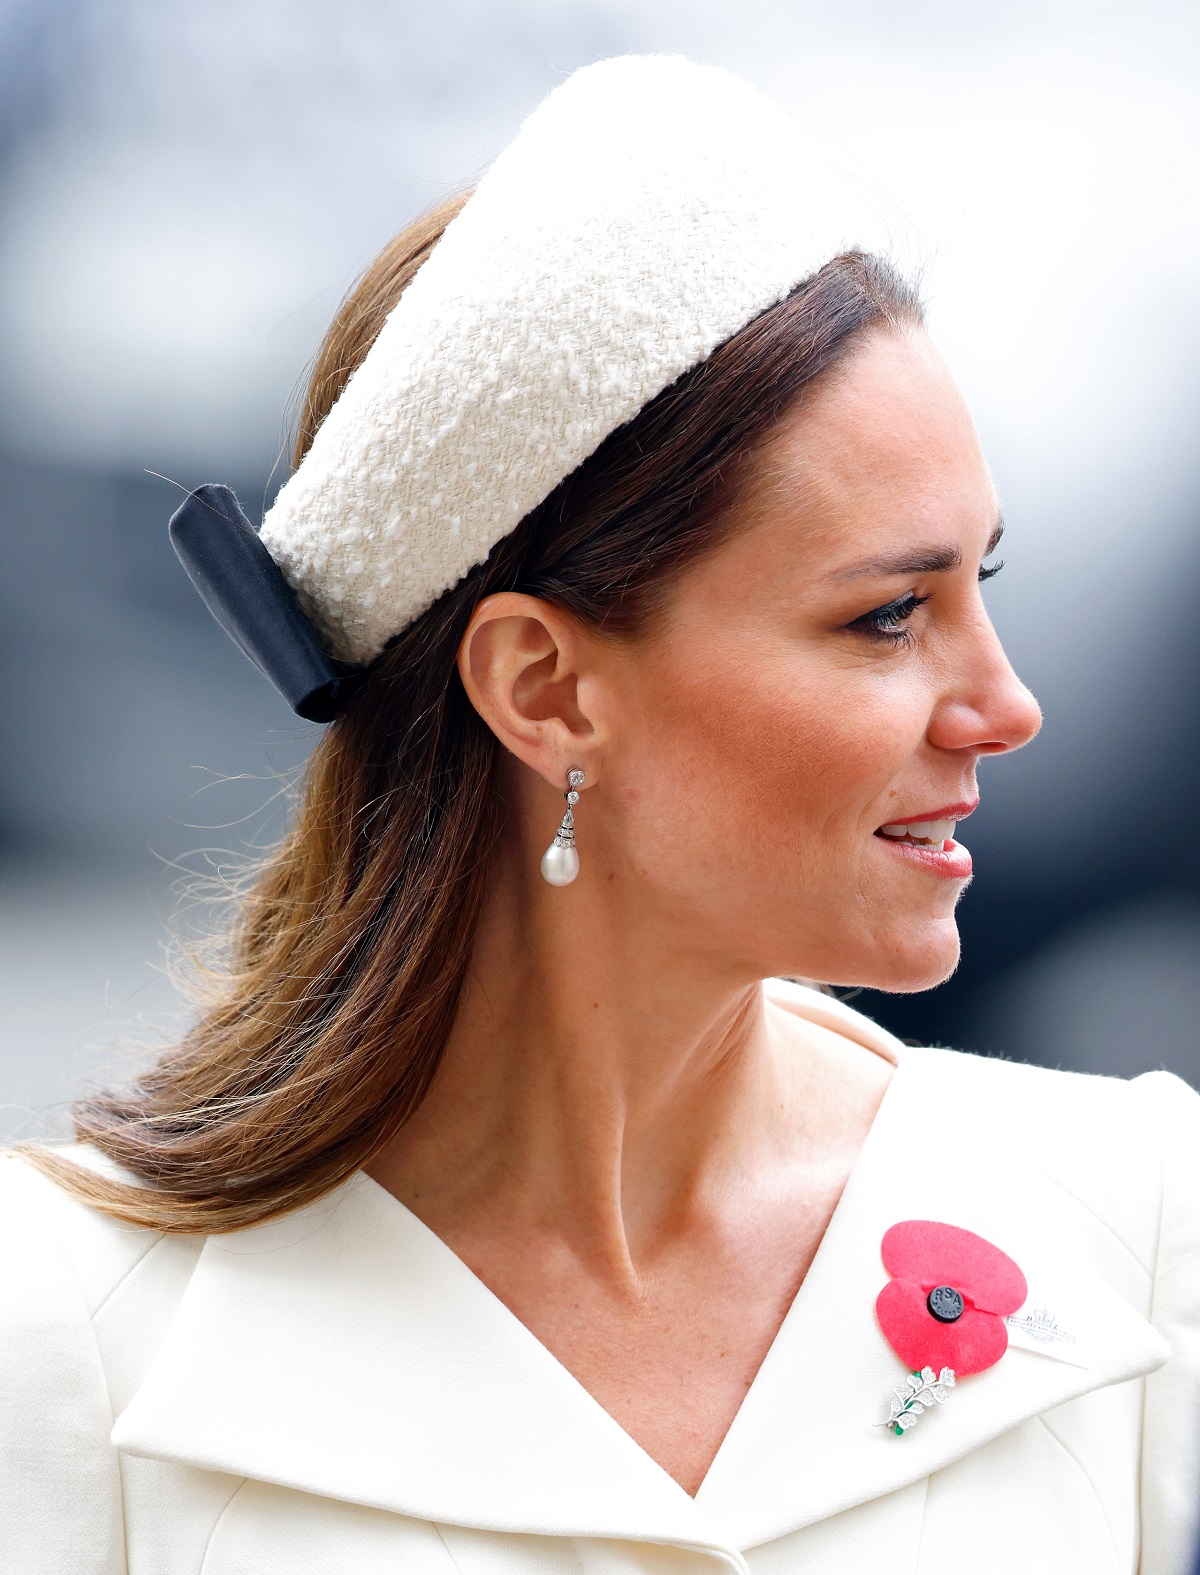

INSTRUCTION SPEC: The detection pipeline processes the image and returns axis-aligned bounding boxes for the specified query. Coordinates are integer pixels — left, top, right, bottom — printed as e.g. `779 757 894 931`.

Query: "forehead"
732 327 997 567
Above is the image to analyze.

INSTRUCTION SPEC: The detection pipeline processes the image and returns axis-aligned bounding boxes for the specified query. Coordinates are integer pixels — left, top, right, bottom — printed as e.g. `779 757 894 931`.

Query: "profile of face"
460 327 1042 995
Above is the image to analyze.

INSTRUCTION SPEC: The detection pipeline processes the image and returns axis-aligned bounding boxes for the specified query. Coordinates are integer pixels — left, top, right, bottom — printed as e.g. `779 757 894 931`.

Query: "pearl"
540 841 580 886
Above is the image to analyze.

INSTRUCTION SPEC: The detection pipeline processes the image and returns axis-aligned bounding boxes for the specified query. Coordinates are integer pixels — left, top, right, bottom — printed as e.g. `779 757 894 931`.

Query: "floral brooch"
875 1220 1027 1436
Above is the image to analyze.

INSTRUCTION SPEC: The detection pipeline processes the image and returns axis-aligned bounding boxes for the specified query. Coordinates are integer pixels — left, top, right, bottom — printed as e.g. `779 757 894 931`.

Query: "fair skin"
369 325 1041 1495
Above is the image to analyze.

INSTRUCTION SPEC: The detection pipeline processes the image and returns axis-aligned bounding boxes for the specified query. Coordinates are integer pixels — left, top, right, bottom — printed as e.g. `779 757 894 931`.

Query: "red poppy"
876 1220 1027 1376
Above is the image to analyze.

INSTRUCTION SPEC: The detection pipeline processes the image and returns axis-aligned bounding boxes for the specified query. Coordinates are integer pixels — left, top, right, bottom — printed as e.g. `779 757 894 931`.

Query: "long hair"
23 195 921 1232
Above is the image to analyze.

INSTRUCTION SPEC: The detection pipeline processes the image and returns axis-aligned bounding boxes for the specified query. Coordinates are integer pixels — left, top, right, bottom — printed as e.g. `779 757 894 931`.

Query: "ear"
456 593 605 788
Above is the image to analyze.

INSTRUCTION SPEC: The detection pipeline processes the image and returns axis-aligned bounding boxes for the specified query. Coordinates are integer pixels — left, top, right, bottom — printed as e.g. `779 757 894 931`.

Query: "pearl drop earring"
540 769 585 886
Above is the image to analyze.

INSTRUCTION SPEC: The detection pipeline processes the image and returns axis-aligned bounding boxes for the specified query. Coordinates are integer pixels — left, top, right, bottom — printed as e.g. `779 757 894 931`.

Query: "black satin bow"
168 484 362 723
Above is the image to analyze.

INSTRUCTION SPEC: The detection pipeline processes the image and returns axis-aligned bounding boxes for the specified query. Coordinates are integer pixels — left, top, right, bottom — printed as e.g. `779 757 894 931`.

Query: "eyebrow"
833 516 1005 581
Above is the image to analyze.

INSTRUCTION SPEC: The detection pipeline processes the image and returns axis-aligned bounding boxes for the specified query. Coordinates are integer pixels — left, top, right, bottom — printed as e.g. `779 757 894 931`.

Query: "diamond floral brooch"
874 1220 1027 1437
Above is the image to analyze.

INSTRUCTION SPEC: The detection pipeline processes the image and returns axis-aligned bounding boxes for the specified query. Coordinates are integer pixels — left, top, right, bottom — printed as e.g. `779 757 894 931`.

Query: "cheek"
613 635 925 881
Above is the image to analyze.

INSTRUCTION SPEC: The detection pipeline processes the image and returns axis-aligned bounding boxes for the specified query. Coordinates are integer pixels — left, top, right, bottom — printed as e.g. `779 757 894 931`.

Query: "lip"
876 799 979 829
876 837 973 881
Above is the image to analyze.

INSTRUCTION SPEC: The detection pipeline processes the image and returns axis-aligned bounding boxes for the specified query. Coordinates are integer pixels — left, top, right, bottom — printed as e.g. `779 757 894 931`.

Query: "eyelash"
850 592 930 646
850 560 1005 646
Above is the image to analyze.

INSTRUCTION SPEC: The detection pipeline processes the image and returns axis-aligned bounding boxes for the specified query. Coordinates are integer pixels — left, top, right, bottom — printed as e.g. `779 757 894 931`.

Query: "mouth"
875 800 977 847
877 816 958 849
873 801 977 880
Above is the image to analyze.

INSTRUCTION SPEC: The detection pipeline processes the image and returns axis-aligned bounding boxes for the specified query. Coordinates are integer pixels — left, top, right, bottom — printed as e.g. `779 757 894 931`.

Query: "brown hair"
24 197 921 1232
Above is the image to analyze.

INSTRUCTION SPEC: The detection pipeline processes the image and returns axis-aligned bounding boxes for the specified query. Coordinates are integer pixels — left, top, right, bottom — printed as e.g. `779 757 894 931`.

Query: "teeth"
879 817 957 846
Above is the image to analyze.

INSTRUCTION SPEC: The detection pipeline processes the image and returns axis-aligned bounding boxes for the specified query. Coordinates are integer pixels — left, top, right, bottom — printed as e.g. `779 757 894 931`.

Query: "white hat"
253 54 885 667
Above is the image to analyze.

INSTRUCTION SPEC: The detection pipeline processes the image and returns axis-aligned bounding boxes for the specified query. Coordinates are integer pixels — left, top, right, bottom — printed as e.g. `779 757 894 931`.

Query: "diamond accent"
551 768 585 850
552 807 576 849
875 1366 956 1436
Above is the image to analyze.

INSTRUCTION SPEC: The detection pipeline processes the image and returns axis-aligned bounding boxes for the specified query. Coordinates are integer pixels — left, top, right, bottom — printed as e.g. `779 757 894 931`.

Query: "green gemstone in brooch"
876 1365 956 1435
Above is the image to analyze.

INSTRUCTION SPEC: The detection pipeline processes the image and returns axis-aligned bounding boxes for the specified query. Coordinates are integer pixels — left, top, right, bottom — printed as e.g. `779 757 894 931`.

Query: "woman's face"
597 327 1041 992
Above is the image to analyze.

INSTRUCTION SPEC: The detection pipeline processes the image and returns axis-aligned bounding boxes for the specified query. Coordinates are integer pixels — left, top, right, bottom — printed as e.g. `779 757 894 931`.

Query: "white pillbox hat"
254 54 885 667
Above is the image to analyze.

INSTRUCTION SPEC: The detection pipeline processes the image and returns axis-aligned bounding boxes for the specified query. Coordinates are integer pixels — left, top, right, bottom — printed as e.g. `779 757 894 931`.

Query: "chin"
801 923 961 997
877 930 962 994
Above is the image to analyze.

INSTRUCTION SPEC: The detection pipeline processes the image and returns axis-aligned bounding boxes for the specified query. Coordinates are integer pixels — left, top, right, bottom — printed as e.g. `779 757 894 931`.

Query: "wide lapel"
695 1037 1170 1550
112 1172 732 1557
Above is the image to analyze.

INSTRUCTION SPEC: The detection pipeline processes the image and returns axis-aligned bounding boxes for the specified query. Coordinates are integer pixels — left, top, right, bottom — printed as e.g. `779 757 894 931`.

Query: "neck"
369 824 794 1279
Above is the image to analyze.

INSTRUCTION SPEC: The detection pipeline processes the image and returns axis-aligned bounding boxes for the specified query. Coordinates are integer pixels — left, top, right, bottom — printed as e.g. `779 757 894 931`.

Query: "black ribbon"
168 483 363 723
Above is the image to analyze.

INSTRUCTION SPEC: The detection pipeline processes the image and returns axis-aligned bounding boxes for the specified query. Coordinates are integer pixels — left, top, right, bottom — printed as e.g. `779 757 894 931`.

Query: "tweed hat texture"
258 54 887 666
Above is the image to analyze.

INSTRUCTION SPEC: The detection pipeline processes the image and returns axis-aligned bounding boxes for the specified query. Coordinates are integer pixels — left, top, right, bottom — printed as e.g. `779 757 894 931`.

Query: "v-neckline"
114 1015 1167 1555
356 984 908 1499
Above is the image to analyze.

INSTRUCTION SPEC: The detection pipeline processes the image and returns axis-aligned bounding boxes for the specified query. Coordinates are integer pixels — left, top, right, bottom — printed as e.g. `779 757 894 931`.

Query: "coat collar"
695 1037 1169 1547
113 986 1168 1557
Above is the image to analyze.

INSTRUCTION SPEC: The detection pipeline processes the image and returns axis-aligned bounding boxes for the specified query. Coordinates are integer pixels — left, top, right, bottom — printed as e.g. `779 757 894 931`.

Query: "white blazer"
3 982 1199 1575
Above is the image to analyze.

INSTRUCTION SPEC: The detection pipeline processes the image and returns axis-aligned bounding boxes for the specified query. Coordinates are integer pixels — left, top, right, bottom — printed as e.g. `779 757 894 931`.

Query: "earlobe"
456 593 600 787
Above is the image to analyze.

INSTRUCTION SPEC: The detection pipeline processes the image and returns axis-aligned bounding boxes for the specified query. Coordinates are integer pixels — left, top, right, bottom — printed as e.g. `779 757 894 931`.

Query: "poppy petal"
876 1279 1010 1375
881 1220 1027 1315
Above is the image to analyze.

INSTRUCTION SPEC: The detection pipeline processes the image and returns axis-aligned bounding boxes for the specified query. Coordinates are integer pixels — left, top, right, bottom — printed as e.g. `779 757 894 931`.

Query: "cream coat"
3 982 1199 1575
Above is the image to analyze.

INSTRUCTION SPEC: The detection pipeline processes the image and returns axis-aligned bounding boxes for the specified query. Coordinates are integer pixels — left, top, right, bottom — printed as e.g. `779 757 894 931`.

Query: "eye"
979 558 1005 582
847 591 931 646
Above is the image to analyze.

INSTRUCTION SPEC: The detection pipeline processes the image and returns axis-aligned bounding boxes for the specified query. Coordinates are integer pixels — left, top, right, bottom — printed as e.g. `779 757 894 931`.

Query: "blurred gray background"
1 0 1198 1139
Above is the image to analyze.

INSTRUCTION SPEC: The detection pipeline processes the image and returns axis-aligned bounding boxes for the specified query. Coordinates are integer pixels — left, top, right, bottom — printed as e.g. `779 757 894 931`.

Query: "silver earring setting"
540 768 585 886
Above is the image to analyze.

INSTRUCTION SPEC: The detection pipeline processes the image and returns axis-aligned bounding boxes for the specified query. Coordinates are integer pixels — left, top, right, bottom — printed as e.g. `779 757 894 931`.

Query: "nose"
926 615 1042 757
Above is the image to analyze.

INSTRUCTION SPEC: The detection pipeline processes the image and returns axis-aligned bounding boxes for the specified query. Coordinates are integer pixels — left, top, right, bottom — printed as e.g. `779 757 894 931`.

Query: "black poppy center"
926 1284 965 1323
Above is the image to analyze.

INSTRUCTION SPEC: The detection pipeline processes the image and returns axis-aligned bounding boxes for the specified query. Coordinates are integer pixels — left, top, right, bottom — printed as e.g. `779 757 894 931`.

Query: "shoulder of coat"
902 1044 1197 1263
905 1035 1194 1122
0 1146 202 1320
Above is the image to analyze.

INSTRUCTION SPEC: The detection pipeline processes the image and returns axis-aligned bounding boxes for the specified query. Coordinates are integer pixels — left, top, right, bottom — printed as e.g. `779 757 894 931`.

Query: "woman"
3 54 1197 1575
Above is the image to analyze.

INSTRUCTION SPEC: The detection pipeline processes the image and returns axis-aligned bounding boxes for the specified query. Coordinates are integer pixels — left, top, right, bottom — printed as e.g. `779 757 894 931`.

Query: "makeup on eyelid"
847 555 1005 645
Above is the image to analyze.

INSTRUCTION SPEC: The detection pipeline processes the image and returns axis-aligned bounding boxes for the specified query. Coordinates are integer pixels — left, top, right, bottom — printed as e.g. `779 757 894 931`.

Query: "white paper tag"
1004 1299 1089 1368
